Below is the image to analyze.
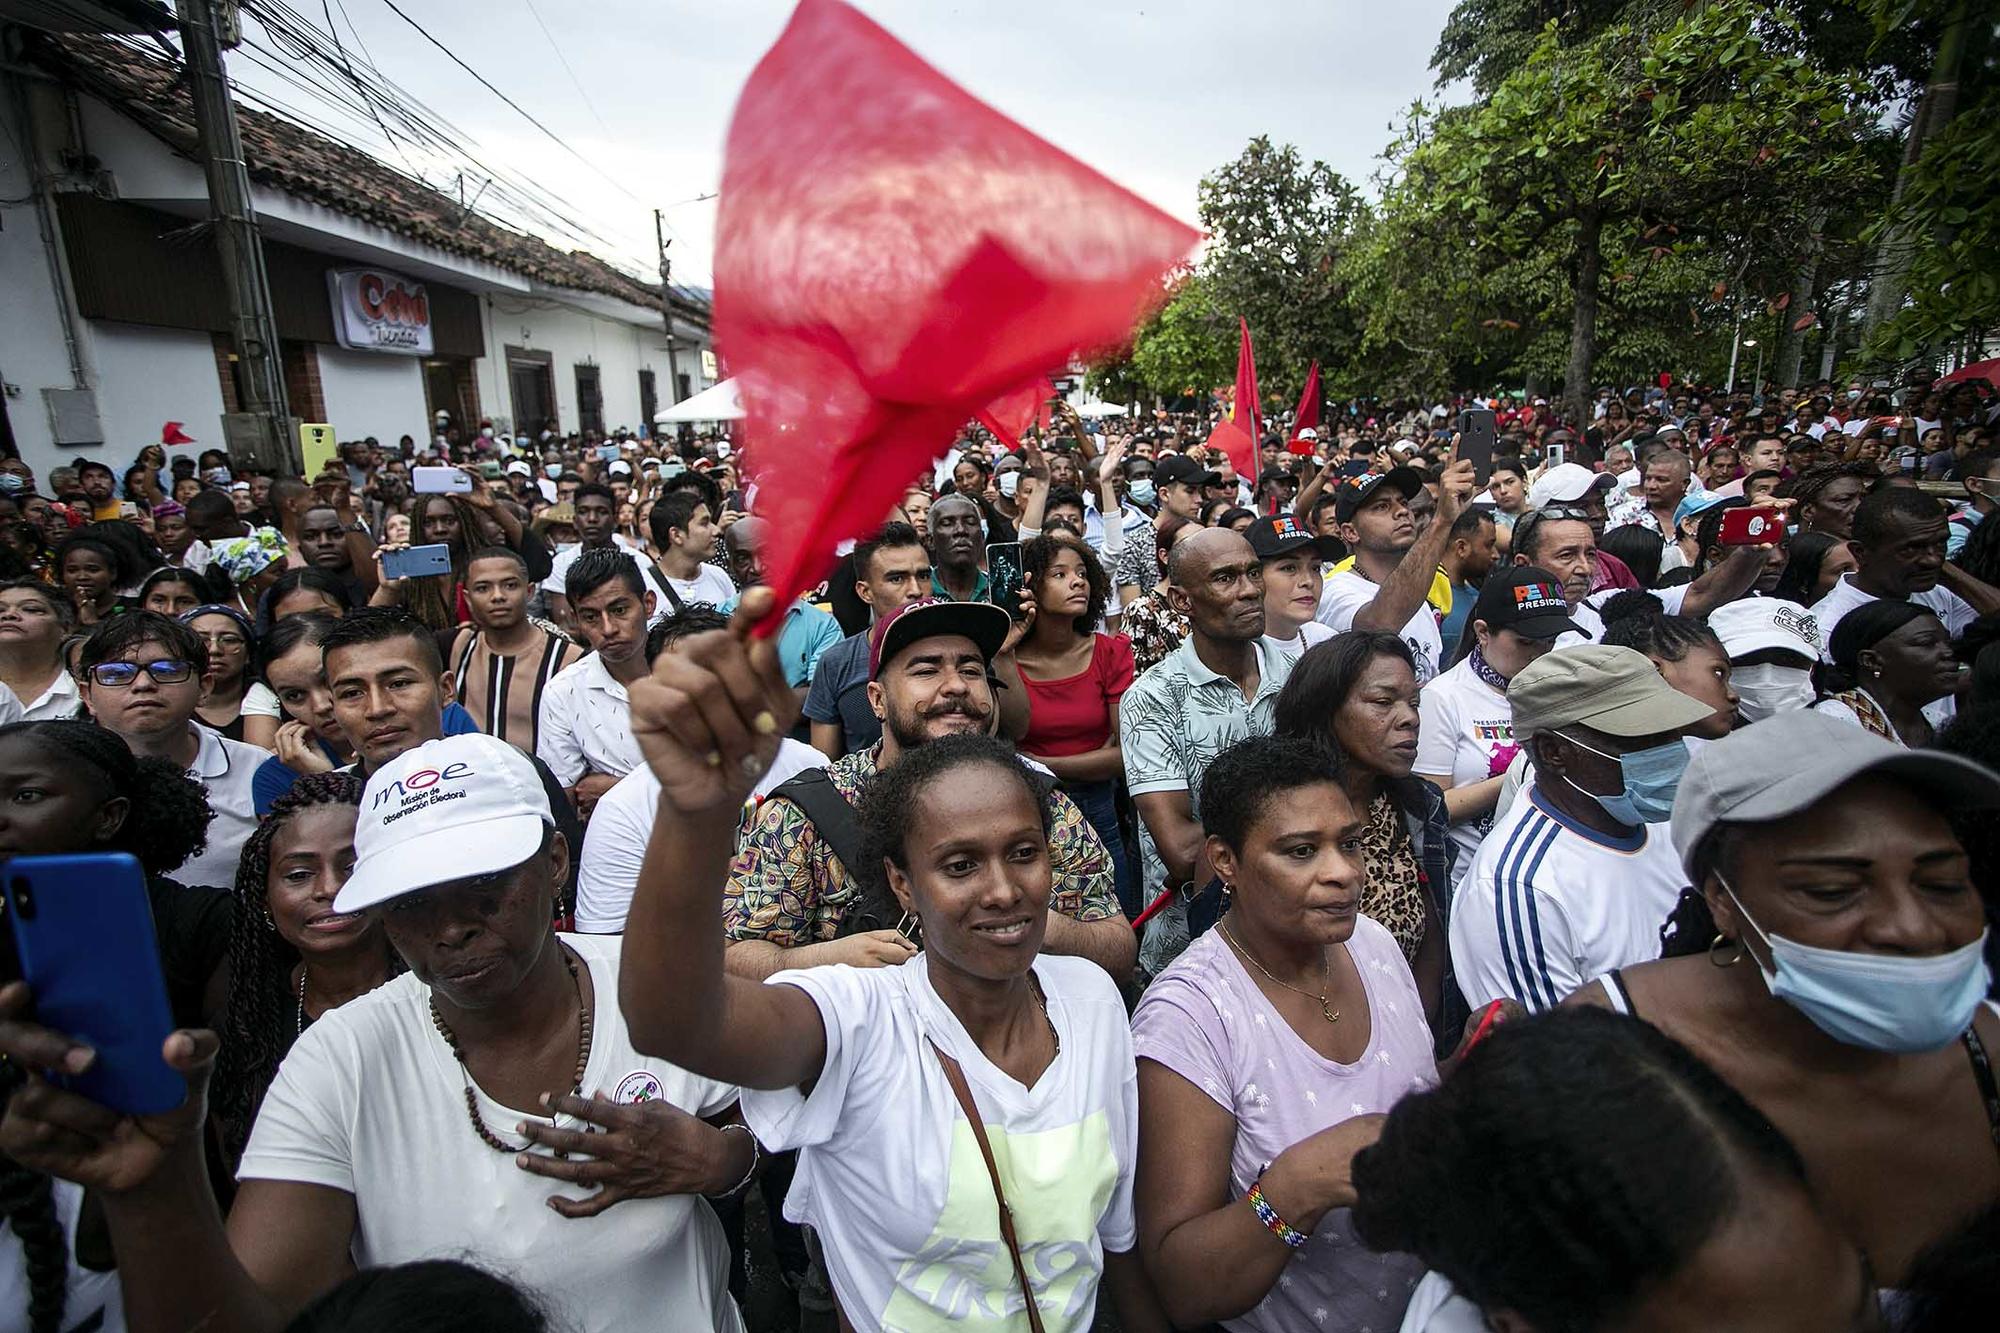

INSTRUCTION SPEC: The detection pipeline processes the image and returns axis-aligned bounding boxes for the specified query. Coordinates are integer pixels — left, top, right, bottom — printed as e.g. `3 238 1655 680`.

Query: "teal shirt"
931 568 991 602
721 595 844 688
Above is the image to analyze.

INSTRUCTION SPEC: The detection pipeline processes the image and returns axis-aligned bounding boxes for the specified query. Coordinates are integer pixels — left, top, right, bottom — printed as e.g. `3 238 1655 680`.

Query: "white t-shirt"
1448 781 1687 1012
542 536 675 608
11 670 77 722
1809 573 1972 729
1316 569 1443 684
537 653 642 787
241 680 281 719
575 739 828 934
239 933 743 1333
661 563 739 611
1413 657 1516 890
177 723 266 890
1263 618 1335 667
1560 583 1690 646
741 955 1138 1332
1398 1272 1484 1333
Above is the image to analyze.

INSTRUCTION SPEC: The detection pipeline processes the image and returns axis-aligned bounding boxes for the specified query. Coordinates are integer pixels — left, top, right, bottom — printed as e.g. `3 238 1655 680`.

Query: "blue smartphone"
4 853 183 1115
382 543 454 581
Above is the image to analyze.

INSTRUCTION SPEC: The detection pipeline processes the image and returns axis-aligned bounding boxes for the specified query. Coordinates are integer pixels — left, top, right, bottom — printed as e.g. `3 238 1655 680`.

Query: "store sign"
700 347 719 380
328 267 433 355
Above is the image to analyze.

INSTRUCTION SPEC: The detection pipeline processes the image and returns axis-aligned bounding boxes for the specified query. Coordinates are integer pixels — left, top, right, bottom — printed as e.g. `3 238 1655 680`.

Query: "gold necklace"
1220 925 1341 1024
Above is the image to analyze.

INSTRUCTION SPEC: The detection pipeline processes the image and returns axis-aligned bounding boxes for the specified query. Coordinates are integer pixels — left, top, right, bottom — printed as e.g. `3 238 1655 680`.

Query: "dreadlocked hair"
1599 593 1725 664
1350 1008 1809 1333
0 1064 67 1333
0 721 209 876
211 772 392 1167
1773 462 1876 522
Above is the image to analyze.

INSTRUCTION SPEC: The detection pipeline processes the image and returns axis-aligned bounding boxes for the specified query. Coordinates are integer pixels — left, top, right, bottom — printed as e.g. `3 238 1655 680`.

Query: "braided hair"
0 720 210 876
1599 591 1726 664
0 1063 67 1333
1350 1007 1810 1332
211 773 395 1167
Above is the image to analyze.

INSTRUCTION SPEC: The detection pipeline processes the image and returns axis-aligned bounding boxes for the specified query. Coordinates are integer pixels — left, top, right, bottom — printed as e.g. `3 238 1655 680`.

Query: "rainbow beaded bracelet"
1246 1174 1308 1250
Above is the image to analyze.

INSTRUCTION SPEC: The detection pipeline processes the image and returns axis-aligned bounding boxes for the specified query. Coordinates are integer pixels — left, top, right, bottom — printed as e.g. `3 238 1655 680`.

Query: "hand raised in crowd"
999 585 1037 656
629 586 798 817
512 1093 745 1219
459 465 497 510
0 981 215 1196
1099 434 1129 478
1434 435 1477 521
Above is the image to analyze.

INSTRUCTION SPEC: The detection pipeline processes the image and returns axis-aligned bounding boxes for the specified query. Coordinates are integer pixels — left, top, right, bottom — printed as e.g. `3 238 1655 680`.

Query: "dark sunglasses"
87 659 195 688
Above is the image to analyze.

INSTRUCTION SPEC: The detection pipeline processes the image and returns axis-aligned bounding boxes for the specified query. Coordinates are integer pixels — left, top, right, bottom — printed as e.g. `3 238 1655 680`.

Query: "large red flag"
1213 317 1259 479
715 0 1198 621
1293 362 1321 436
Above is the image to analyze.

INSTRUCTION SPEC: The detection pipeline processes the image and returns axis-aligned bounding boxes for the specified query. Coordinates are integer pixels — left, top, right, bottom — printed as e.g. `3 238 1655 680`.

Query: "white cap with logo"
335 734 553 914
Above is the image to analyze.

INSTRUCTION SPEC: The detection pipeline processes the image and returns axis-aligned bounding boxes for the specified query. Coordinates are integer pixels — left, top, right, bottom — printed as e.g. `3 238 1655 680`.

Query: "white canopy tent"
653 378 744 423
1072 399 1131 418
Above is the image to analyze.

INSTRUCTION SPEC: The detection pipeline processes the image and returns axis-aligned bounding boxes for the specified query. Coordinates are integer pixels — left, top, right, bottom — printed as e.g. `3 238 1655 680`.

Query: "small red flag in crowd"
1205 318 1259 480
1292 362 1321 439
977 377 1055 453
714 0 1198 621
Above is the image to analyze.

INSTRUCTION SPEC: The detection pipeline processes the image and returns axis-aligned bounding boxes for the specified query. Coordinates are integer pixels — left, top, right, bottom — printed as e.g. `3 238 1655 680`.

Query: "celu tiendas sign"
329 267 434 355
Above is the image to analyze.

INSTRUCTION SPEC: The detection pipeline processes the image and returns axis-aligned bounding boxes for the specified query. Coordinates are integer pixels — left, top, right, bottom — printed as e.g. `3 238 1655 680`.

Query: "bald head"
1169 527 1266 644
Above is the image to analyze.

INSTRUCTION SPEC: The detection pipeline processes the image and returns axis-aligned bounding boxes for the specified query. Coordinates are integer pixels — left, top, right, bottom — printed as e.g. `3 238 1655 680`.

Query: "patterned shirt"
1358 792 1426 963
1111 533 1159 596
724 745 1120 947
1121 586 1189 676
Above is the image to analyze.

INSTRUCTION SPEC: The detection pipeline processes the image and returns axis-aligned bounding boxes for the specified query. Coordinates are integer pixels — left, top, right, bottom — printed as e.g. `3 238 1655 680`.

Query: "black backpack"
765 767 904 938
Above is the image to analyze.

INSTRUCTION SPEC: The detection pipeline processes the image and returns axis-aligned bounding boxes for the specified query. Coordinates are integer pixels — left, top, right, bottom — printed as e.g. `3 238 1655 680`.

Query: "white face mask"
1730 662 1815 722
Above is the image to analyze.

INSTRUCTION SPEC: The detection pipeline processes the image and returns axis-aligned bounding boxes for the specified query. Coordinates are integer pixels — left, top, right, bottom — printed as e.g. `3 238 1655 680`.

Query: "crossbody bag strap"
925 1039 1048 1333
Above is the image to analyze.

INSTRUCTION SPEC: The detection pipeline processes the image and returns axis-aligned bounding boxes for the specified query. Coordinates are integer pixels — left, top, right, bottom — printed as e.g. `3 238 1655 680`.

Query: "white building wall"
315 346 428 446
0 89 89 478
476 297 696 438
88 322 228 461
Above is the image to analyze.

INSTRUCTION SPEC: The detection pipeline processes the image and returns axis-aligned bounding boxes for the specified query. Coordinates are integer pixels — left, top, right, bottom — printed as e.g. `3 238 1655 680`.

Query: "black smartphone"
1456 408 1496 484
5 853 183 1115
986 542 1027 620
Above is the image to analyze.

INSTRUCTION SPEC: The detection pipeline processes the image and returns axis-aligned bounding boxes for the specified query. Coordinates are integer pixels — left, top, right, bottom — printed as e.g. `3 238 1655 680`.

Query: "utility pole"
178 0 294 474
654 208 684 406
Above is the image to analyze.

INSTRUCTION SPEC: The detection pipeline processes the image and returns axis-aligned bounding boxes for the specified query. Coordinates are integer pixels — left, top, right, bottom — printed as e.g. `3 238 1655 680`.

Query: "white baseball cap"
1527 462 1616 510
504 459 531 476
1708 598 1821 663
608 460 633 476
335 735 554 913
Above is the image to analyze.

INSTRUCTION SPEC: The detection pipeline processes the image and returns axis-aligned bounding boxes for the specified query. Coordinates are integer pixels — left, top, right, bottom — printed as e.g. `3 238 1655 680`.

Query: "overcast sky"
227 0 1463 287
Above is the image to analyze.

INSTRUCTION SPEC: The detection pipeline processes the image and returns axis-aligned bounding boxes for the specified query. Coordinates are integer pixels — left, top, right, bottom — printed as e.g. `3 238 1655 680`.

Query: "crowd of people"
0 366 1992 1333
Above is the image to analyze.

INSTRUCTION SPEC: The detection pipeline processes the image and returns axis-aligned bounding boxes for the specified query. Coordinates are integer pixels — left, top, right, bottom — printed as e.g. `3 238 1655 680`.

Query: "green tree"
1122 269 1236 404
1377 0 1875 418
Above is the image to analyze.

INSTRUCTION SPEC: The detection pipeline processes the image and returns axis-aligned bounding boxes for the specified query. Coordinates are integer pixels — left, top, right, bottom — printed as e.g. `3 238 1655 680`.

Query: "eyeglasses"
1538 505 1595 522
87 659 195 688
194 632 247 650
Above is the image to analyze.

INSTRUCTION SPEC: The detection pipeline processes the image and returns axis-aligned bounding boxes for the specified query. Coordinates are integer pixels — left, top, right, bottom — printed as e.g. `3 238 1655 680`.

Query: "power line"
374 0 647 209
518 0 608 134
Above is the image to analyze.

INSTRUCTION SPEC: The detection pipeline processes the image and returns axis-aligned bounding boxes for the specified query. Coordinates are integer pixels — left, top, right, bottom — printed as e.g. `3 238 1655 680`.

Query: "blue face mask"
1559 732 1688 826
1721 878 1992 1053
0 474 23 495
1129 479 1156 507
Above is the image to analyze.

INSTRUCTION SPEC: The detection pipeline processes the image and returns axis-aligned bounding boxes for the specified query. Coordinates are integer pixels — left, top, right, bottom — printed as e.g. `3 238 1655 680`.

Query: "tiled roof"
28 31 709 324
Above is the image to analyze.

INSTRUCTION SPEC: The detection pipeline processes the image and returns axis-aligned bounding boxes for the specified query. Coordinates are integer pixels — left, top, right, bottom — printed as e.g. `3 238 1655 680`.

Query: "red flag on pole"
1211 317 1259 479
714 0 1197 623
1293 362 1321 436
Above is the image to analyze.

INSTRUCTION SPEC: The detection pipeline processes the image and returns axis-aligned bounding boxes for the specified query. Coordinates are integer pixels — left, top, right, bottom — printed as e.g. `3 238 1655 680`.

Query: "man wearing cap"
1709 597 1822 723
1449 644 1714 1012
1248 514 1338 664
1416 568 1579 890
61 731 756 1333
1523 461 1643 593
726 599 1132 981
1121 528 1291 973
1317 455 1476 685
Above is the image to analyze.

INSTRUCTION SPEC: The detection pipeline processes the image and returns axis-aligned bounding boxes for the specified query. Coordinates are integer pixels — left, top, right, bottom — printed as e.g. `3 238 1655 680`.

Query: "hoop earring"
1708 934 1744 968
